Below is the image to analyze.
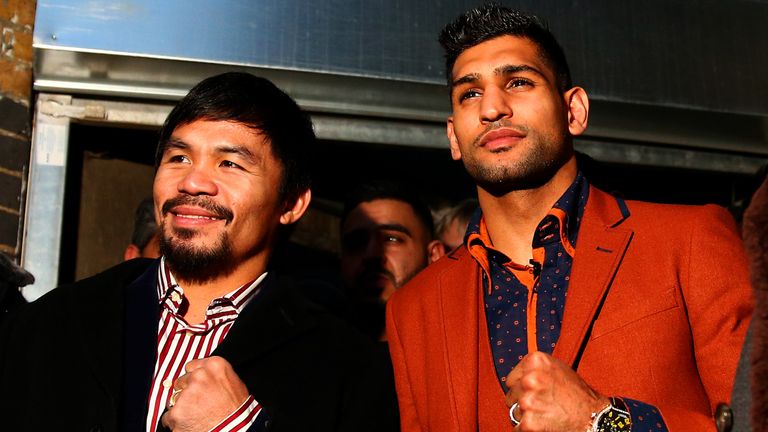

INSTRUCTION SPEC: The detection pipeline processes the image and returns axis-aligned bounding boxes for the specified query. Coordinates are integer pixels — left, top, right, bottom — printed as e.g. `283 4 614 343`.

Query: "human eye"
508 78 534 90
383 233 404 244
458 88 481 103
220 160 243 169
166 153 190 164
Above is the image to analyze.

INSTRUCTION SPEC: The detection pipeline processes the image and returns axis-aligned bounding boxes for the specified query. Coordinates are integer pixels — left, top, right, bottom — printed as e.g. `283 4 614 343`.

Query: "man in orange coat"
386 4 752 431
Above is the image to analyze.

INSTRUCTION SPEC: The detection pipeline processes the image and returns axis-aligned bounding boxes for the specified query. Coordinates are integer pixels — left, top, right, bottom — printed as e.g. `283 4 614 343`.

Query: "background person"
340 180 444 340
124 197 161 260
433 198 478 251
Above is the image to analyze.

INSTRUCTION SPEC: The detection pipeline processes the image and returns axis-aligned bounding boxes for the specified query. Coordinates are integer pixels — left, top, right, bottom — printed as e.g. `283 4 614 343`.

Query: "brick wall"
0 0 35 258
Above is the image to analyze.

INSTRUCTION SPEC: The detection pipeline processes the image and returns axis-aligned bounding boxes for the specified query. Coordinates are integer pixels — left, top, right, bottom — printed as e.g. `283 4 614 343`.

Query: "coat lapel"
552 187 633 368
439 248 482 430
122 260 162 430
213 272 318 367
67 258 157 431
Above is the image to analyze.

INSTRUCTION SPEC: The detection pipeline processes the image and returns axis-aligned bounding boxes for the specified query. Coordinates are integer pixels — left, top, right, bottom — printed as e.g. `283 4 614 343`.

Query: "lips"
478 127 526 151
171 205 225 221
161 195 234 227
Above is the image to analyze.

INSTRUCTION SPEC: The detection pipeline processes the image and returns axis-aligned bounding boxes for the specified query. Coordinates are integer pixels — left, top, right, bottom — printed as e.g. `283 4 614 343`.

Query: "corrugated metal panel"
34 0 768 116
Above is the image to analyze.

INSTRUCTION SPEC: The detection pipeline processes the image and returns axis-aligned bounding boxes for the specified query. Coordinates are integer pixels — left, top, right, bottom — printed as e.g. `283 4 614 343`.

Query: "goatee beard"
158 195 238 283
159 225 237 284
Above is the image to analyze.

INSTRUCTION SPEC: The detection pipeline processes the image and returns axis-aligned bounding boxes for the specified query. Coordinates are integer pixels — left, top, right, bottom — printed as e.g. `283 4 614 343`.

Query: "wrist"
589 397 632 432
585 396 611 432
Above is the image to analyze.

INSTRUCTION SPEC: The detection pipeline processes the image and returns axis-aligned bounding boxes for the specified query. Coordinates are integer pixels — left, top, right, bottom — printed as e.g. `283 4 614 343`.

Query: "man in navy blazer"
0 72 398 432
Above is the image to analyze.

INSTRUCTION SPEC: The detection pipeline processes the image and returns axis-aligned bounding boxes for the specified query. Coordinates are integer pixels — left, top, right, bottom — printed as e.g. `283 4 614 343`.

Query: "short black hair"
439 3 572 93
341 180 435 239
156 72 315 205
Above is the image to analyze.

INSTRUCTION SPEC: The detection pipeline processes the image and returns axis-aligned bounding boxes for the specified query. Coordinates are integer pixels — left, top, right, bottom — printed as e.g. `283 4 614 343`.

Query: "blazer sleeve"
386 297 424 432
663 205 753 430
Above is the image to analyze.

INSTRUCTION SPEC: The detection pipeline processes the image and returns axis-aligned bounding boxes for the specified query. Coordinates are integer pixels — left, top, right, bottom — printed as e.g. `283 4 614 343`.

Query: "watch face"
596 404 631 432
599 410 631 432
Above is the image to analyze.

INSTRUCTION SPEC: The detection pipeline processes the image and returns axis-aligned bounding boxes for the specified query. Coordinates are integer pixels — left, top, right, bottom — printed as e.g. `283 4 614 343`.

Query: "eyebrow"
377 223 412 237
215 144 260 165
341 223 413 238
165 137 187 151
163 137 260 165
451 64 547 88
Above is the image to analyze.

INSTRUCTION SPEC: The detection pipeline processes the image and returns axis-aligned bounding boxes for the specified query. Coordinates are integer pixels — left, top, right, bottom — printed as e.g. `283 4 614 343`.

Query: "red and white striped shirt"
146 257 265 432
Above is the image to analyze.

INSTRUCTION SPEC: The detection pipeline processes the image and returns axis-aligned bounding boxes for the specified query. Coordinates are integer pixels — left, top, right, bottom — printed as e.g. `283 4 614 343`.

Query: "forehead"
451 35 553 83
343 199 423 230
170 119 267 150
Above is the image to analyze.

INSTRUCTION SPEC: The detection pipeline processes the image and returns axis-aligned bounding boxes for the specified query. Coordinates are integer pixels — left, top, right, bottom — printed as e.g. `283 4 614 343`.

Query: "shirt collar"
155 256 266 317
464 172 589 266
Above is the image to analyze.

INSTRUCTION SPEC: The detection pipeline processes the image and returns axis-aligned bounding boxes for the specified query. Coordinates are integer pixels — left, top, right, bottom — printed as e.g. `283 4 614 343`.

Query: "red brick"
0 0 36 30
0 26 32 64
0 57 32 101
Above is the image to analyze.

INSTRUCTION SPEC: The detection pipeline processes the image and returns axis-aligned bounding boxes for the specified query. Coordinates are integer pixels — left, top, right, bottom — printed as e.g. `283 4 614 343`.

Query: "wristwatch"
591 397 632 432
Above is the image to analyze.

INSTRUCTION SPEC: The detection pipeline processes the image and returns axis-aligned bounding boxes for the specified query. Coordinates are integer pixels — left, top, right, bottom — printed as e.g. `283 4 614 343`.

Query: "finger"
173 373 190 390
524 351 553 372
504 362 526 408
160 410 175 429
504 363 525 389
184 358 205 373
505 378 524 408
168 388 183 407
508 401 523 426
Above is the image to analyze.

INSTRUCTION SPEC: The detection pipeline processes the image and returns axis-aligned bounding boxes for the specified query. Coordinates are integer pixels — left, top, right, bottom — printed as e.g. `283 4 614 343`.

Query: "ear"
427 240 446 263
279 188 312 225
124 244 141 261
447 117 462 161
564 87 589 137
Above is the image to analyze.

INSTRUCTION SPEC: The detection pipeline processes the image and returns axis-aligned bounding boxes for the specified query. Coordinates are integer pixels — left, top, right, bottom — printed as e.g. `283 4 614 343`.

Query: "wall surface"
0 0 35 258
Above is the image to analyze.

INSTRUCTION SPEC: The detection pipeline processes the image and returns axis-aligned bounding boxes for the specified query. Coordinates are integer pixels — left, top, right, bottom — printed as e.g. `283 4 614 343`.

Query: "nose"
177 165 218 196
363 236 384 261
479 86 512 123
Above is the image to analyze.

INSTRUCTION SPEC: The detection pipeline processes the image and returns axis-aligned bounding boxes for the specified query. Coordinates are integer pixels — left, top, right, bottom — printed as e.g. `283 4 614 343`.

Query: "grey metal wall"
34 0 768 116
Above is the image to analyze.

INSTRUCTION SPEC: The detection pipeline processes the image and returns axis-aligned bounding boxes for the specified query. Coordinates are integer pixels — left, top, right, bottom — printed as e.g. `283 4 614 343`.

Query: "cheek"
153 170 180 196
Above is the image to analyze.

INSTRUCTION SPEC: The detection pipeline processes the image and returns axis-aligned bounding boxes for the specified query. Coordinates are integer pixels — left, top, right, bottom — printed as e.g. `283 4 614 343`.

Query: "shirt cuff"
209 395 262 432
621 397 668 431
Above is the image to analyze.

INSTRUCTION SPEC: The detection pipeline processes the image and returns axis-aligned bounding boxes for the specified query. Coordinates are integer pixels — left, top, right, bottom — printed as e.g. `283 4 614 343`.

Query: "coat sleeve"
662 205 753 431
386 296 424 432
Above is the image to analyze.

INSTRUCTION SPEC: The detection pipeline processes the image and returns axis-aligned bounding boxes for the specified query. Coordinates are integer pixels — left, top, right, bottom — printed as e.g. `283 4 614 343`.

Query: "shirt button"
171 292 181 302
163 378 173 388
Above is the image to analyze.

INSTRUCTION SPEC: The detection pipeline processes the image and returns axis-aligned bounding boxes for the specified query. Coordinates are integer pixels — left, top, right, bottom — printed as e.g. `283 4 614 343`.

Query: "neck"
478 157 577 264
172 254 269 324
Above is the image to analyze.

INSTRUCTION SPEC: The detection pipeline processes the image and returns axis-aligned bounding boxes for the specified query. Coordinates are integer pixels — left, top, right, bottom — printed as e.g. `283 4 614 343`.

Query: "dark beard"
159 226 236 284
464 133 572 197
158 195 237 284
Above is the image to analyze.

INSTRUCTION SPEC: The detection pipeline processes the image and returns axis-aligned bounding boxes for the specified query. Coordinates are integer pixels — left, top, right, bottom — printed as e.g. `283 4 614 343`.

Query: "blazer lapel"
66 258 157 431
122 260 162 430
552 187 633 368
213 272 318 367
439 248 482 430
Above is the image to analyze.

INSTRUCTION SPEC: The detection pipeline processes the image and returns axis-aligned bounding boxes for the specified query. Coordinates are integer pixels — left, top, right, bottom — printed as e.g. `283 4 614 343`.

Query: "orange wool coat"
386 186 753 432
